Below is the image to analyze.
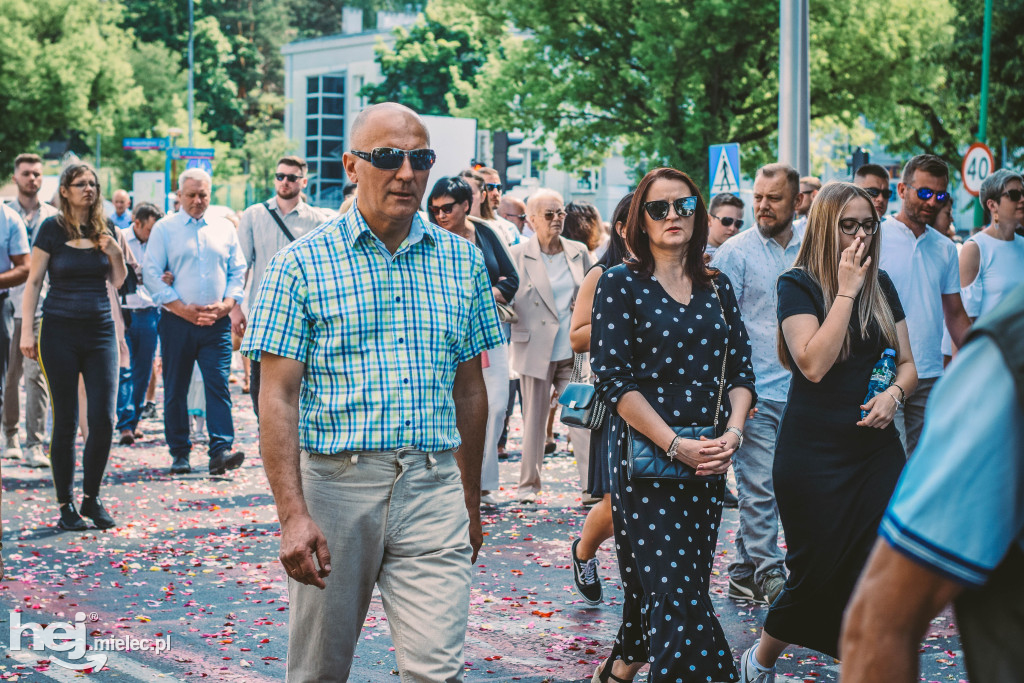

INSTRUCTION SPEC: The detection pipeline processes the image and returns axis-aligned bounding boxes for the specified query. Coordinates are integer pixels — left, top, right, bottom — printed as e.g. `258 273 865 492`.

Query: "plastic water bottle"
862 349 897 419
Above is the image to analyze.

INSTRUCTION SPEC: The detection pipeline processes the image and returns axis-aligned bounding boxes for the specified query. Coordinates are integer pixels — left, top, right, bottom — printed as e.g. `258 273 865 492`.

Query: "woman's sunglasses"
710 214 743 229
430 201 458 216
1001 189 1024 202
350 147 437 171
643 196 698 221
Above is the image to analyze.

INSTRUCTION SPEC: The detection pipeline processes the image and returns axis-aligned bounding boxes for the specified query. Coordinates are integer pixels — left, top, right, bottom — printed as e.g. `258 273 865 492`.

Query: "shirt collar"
752 219 803 250
268 196 307 217
183 213 207 228
341 200 435 251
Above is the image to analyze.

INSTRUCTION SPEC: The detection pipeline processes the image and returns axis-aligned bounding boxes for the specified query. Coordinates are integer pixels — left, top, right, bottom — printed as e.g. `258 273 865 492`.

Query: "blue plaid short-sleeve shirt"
241 204 504 453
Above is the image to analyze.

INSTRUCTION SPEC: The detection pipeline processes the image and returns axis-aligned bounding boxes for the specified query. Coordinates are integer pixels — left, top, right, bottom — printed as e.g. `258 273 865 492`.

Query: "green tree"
0 0 141 170
360 5 490 115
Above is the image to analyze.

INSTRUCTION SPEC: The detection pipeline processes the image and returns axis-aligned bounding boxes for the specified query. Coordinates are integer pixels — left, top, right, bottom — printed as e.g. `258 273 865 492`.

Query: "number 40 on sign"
961 142 994 197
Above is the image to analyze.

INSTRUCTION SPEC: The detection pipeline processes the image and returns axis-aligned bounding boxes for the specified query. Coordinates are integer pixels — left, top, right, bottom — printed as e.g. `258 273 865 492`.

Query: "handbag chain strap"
570 352 586 384
710 278 729 431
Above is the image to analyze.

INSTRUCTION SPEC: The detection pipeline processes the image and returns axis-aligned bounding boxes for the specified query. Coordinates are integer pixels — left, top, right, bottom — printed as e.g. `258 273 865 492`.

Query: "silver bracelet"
724 426 744 450
666 436 682 459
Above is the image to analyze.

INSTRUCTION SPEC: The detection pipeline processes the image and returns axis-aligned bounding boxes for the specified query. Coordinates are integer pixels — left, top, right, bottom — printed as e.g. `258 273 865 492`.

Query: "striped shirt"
241 203 504 454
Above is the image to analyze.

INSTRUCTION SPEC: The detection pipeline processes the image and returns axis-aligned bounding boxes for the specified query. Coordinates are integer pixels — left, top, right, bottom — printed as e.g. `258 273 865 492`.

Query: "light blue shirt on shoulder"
0 203 31 294
880 336 1024 586
710 223 803 402
142 210 246 307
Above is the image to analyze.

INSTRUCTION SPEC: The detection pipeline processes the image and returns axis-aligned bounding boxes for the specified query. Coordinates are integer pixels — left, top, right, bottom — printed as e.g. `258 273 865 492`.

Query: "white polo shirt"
878 216 960 379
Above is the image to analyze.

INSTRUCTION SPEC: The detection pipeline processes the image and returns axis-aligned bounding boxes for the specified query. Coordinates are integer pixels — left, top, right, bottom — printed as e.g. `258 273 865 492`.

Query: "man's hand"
198 300 234 326
167 301 208 326
229 303 247 338
161 271 175 286
279 514 332 589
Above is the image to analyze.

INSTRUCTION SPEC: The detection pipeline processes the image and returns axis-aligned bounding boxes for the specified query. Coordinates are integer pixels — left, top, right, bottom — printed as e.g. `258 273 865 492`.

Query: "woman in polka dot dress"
590 167 757 682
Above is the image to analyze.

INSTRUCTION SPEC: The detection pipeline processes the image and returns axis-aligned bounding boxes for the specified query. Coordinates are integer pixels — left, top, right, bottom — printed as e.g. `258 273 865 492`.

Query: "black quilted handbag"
626 279 729 481
558 353 607 431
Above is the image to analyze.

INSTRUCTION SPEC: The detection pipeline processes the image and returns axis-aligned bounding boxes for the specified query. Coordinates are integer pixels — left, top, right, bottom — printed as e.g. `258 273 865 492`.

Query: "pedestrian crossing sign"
708 143 741 197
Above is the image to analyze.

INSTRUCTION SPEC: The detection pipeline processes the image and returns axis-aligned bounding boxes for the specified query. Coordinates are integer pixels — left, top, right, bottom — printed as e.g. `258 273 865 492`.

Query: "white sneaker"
740 642 776 682
519 491 538 503
4 438 22 460
480 493 498 506
24 445 49 469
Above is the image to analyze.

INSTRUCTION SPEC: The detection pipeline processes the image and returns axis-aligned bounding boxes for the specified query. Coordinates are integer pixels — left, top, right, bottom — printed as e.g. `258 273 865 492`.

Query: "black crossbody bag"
263 202 295 241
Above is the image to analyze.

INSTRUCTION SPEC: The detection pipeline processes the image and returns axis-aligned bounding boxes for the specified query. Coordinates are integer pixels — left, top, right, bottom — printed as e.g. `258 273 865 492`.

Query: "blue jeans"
116 307 160 432
159 313 234 460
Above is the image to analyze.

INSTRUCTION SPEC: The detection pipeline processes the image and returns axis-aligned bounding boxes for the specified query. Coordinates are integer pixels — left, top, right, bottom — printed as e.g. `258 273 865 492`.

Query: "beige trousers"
518 357 591 495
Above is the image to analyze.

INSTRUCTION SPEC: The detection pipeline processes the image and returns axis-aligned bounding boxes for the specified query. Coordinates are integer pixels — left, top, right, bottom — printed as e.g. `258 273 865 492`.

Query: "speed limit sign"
962 143 994 197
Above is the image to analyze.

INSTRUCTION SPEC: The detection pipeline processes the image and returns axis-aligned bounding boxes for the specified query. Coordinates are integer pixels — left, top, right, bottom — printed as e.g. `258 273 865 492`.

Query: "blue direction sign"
171 147 216 160
123 137 169 151
185 158 214 175
708 143 741 196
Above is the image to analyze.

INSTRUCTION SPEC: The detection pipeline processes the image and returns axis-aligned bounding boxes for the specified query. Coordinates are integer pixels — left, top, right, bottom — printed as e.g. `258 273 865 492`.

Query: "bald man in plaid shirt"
242 103 502 682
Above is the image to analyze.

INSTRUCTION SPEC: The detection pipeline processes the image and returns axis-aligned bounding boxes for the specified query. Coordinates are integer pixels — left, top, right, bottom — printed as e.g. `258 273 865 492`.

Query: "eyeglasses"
862 187 893 200
643 196 697 221
1000 189 1024 202
70 181 98 189
275 173 303 182
839 218 881 235
430 201 458 216
541 208 567 221
710 214 743 229
484 183 502 192
907 185 949 203
502 212 526 221
350 147 436 171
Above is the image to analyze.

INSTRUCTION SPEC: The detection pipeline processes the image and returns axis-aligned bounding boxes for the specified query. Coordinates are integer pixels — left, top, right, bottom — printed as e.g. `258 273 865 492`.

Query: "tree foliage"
360 6 491 116
0 0 141 170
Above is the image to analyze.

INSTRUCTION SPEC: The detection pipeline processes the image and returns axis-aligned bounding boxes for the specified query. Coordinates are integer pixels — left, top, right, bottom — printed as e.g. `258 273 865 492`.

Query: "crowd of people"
1 101 1022 682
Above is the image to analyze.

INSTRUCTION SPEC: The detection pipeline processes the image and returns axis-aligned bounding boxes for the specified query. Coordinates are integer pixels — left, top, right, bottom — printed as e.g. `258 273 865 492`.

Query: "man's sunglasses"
1001 189 1024 202
350 147 437 171
839 218 881 235
710 214 743 229
484 183 502 192
643 196 698 221
275 173 303 182
862 187 893 200
907 185 949 203
430 201 459 216
502 212 525 221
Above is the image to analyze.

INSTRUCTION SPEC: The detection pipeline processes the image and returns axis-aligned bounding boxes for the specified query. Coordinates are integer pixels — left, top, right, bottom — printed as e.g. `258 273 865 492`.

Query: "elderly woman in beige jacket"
509 189 593 503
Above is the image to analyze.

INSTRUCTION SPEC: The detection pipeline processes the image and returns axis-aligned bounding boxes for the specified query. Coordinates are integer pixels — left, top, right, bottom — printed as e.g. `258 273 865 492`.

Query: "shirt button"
395 296 401 302
405 420 411 426
403 378 409 384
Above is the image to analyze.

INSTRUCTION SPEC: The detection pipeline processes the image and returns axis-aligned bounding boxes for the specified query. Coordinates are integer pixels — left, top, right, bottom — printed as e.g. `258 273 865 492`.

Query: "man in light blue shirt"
842 284 1024 683
711 162 804 606
143 169 246 476
108 189 133 230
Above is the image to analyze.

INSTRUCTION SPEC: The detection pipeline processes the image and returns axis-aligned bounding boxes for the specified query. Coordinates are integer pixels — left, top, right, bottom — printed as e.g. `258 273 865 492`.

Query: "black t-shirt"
777 267 905 409
35 217 111 319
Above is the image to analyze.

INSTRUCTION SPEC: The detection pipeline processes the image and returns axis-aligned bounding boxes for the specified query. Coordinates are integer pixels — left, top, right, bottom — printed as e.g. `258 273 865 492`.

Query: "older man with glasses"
508 189 593 503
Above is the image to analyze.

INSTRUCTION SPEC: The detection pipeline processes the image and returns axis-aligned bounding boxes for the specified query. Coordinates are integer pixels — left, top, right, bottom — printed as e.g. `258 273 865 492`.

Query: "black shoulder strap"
263 202 296 242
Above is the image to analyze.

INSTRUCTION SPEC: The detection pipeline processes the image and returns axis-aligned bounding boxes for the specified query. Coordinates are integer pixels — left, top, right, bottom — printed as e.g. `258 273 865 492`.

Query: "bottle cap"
883 348 896 357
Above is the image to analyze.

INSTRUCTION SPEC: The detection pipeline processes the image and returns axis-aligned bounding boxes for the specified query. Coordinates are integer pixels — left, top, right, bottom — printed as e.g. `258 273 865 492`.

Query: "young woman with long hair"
590 168 756 682
21 163 127 531
739 182 917 681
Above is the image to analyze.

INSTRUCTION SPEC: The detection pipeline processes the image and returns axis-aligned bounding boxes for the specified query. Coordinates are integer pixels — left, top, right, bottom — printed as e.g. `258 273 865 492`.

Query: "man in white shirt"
879 154 971 455
236 155 333 417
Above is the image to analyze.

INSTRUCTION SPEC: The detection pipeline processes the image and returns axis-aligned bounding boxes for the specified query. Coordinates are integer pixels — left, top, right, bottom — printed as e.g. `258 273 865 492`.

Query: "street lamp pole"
188 0 195 148
778 0 810 175
974 0 993 227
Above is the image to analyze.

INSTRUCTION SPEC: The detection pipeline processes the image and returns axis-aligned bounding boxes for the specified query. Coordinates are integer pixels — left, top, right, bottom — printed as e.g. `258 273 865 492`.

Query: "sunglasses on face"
542 208 567 221
863 187 893 200
430 201 458 216
350 147 437 171
484 183 502 192
643 196 698 221
710 214 743 229
839 218 881 235
275 173 303 182
502 212 526 221
1001 189 1024 202
907 185 949 203
70 181 98 189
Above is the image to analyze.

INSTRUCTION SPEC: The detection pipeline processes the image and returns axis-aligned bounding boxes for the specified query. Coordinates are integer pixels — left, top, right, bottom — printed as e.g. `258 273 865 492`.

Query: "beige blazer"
509 236 593 379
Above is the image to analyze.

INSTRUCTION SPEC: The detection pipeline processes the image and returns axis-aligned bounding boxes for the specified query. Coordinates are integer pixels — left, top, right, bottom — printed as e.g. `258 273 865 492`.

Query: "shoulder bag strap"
263 201 296 242
709 278 729 430
570 352 586 384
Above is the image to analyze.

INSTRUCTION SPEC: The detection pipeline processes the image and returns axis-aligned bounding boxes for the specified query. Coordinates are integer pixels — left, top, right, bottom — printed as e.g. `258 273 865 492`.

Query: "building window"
306 72 347 201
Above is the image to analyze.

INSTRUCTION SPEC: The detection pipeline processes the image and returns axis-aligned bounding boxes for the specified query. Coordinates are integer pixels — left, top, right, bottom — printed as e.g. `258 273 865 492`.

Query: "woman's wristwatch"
724 427 744 450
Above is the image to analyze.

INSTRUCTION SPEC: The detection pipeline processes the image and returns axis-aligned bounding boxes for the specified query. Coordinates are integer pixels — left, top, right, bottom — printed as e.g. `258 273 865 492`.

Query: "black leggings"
38 314 118 504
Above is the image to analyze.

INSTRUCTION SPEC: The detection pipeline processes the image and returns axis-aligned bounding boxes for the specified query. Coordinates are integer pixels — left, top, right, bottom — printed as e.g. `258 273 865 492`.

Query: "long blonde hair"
778 182 899 369
57 163 109 244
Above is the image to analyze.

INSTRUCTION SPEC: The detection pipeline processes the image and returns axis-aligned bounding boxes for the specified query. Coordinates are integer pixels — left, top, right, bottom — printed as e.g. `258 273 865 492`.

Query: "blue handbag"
626 279 728 481
558 353 607 431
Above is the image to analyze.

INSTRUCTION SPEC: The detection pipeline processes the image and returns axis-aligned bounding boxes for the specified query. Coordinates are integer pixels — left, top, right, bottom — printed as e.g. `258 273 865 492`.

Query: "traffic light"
493 131 524 189
849 147 869 178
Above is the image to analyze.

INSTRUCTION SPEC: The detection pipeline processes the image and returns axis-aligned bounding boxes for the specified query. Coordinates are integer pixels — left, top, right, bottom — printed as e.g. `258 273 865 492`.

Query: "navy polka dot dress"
590 265 756 682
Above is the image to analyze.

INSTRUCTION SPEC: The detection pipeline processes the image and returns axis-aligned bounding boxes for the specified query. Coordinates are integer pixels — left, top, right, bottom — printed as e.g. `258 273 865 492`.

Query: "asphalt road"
0 378 966 682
